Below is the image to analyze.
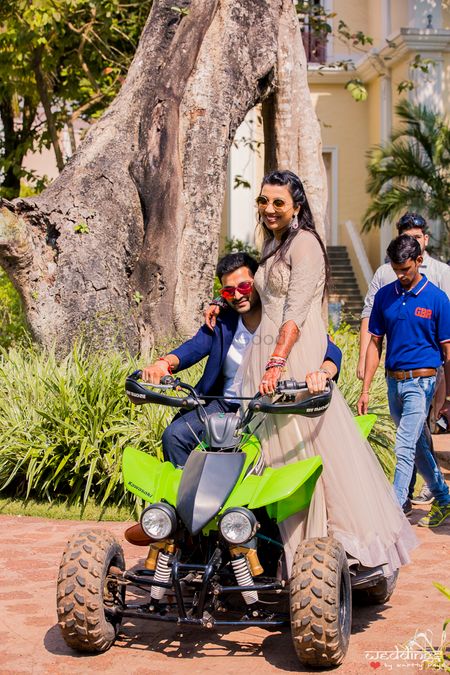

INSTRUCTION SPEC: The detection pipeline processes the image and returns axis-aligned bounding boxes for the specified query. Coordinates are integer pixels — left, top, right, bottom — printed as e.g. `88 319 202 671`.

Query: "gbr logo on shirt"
414 307 432 319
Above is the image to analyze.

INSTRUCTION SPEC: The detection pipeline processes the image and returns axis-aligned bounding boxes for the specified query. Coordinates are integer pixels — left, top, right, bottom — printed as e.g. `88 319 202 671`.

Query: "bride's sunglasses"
256 195 292 212
219 281 254 300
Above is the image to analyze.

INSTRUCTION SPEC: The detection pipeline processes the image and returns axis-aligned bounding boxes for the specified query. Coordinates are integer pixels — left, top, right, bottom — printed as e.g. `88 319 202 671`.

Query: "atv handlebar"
125 371 332 418
125 370 198 410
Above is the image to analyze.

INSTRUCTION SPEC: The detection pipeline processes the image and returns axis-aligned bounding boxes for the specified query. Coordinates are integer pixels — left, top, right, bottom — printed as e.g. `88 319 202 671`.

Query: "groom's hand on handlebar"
305 369 329 394
142 362 170 384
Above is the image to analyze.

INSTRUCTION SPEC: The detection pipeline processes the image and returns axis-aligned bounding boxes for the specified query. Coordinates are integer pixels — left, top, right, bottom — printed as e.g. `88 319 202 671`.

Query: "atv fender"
354 414 377 439
222 455 323 524
122 446 182 506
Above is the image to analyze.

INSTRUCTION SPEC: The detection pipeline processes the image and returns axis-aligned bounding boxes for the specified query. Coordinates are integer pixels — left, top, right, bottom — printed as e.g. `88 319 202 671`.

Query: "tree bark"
262 0 327 241
0 0 327 354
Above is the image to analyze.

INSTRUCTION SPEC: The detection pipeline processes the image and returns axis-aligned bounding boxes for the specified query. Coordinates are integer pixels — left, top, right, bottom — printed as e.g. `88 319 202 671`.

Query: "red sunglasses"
219 281 254 300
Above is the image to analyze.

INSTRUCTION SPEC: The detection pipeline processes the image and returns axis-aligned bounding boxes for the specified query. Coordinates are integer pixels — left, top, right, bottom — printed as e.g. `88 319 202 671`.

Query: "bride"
209 169 416 577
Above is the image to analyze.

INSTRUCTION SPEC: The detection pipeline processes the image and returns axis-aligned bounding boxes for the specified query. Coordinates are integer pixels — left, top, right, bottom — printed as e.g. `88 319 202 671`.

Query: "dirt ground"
0 440 449 675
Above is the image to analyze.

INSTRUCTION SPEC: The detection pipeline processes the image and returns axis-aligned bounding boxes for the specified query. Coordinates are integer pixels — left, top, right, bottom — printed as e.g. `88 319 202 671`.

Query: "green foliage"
345 78 368 102
332 325 396 479
397 55 436 94
0 269 29 349
132 291 143 306
0 344 203 509
0 0 152 196
233 174 251 189
223 236 260 260
74 221 89 234
363 100 450 255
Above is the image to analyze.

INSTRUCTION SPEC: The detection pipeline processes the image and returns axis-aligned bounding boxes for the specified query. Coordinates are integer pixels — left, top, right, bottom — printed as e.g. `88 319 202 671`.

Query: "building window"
298 0 329 64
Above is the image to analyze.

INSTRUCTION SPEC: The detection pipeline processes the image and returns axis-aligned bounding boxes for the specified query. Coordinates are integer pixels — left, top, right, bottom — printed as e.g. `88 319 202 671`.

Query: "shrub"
0 269 30 349
0 344 202 510
332 325 396 479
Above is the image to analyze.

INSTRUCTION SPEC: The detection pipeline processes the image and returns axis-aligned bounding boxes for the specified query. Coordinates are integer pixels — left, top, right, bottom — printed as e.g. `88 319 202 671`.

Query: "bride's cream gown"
239 230 417 575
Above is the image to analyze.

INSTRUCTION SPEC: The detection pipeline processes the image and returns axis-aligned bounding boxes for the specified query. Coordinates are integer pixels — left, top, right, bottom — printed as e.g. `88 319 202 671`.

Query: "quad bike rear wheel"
57 529 125 653
353 570 399 606
290 536 351 668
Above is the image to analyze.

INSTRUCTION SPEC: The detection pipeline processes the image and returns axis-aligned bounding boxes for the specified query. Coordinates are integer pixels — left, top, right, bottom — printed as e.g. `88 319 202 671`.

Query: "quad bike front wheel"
290 536 352 668
57 529 125 653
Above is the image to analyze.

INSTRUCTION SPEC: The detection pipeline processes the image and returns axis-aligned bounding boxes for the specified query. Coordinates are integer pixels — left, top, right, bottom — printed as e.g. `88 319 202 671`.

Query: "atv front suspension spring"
231 555 258 605
150 551 172 601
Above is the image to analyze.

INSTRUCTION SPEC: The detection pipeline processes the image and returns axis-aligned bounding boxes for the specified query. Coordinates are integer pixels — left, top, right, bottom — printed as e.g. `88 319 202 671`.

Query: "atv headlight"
140 503 177 540
219 507 258 545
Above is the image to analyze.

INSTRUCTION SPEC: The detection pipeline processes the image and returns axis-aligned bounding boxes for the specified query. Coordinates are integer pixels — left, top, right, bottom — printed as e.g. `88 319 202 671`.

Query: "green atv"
56 372 395 668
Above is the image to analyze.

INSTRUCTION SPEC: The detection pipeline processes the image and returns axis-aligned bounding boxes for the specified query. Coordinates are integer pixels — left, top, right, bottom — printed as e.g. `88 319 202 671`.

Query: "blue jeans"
387 375 450 508
162 399 239 468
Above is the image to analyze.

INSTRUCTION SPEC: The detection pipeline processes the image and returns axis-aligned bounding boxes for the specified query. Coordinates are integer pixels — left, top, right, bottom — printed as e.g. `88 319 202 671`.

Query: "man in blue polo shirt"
358 235 450 528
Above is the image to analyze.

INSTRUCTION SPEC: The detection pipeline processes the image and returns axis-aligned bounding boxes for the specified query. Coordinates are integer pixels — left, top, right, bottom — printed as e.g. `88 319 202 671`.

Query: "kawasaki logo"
129 481 153 499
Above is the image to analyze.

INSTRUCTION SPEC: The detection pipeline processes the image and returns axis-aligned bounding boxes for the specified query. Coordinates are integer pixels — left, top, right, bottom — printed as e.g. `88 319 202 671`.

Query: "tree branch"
31 48 65 172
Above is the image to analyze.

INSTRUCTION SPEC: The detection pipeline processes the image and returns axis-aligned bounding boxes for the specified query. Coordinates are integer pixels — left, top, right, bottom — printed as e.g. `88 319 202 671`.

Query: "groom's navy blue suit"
163 308 342 466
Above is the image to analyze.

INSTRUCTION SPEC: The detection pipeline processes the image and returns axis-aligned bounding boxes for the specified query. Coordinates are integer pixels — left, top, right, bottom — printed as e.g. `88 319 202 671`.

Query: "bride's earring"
291 213 299 230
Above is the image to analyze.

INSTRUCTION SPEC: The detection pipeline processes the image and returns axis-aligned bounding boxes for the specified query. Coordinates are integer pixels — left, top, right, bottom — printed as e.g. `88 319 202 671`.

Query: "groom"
142 252 342 467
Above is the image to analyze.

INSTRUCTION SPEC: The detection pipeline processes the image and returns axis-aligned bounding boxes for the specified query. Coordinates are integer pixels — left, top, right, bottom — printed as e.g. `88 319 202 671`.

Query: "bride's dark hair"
258 170 330 297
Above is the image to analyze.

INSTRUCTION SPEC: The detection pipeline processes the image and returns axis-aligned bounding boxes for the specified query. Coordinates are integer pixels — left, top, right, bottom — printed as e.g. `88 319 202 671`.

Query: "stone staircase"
327 246 364 328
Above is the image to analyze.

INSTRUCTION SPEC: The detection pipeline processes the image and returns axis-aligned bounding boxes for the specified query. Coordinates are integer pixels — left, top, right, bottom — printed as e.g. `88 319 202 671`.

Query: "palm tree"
362 100 450 252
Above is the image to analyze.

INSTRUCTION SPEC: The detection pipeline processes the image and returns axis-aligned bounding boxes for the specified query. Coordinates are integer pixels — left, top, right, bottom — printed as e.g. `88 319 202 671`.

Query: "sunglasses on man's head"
256 195 292 212
398 214 426 229
219 281 254 300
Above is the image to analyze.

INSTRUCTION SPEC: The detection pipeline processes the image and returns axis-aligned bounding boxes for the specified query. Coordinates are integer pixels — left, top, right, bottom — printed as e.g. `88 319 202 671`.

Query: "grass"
0 496 135 521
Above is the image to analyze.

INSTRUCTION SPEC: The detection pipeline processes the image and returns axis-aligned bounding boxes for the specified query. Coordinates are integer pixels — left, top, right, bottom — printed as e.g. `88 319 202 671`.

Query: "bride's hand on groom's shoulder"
204 303 221 329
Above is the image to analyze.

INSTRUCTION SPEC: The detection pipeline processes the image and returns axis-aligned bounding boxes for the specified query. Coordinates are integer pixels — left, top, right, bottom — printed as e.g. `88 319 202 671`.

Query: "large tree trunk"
262 0 327 240
0 0 327 354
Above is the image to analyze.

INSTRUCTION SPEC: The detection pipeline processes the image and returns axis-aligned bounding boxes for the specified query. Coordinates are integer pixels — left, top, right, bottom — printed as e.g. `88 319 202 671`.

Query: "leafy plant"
0 0 152 197
0 344 203 511
363 100 450 256
74 221 89 234
402 582 450 672
0 268 30 349
332 325 396 478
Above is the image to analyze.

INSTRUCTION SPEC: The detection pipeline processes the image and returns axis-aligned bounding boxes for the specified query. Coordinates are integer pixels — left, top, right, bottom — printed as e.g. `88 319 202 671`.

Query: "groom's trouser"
162 398 239 467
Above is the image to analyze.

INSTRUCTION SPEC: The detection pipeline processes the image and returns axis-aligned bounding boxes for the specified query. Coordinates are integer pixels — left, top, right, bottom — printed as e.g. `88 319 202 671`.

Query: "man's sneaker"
402 499 413 516
418 502 450 528
411 485 435 505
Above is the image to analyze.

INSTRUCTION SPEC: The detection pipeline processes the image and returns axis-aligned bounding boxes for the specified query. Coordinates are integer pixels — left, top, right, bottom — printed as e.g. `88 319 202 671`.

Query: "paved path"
0 450 449 674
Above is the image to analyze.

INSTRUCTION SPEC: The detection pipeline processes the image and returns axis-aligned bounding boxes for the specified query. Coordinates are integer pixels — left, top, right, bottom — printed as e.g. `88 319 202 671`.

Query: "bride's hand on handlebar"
259 366 282 396
305 370 329 394
204 303 221 330
142 363 170 384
